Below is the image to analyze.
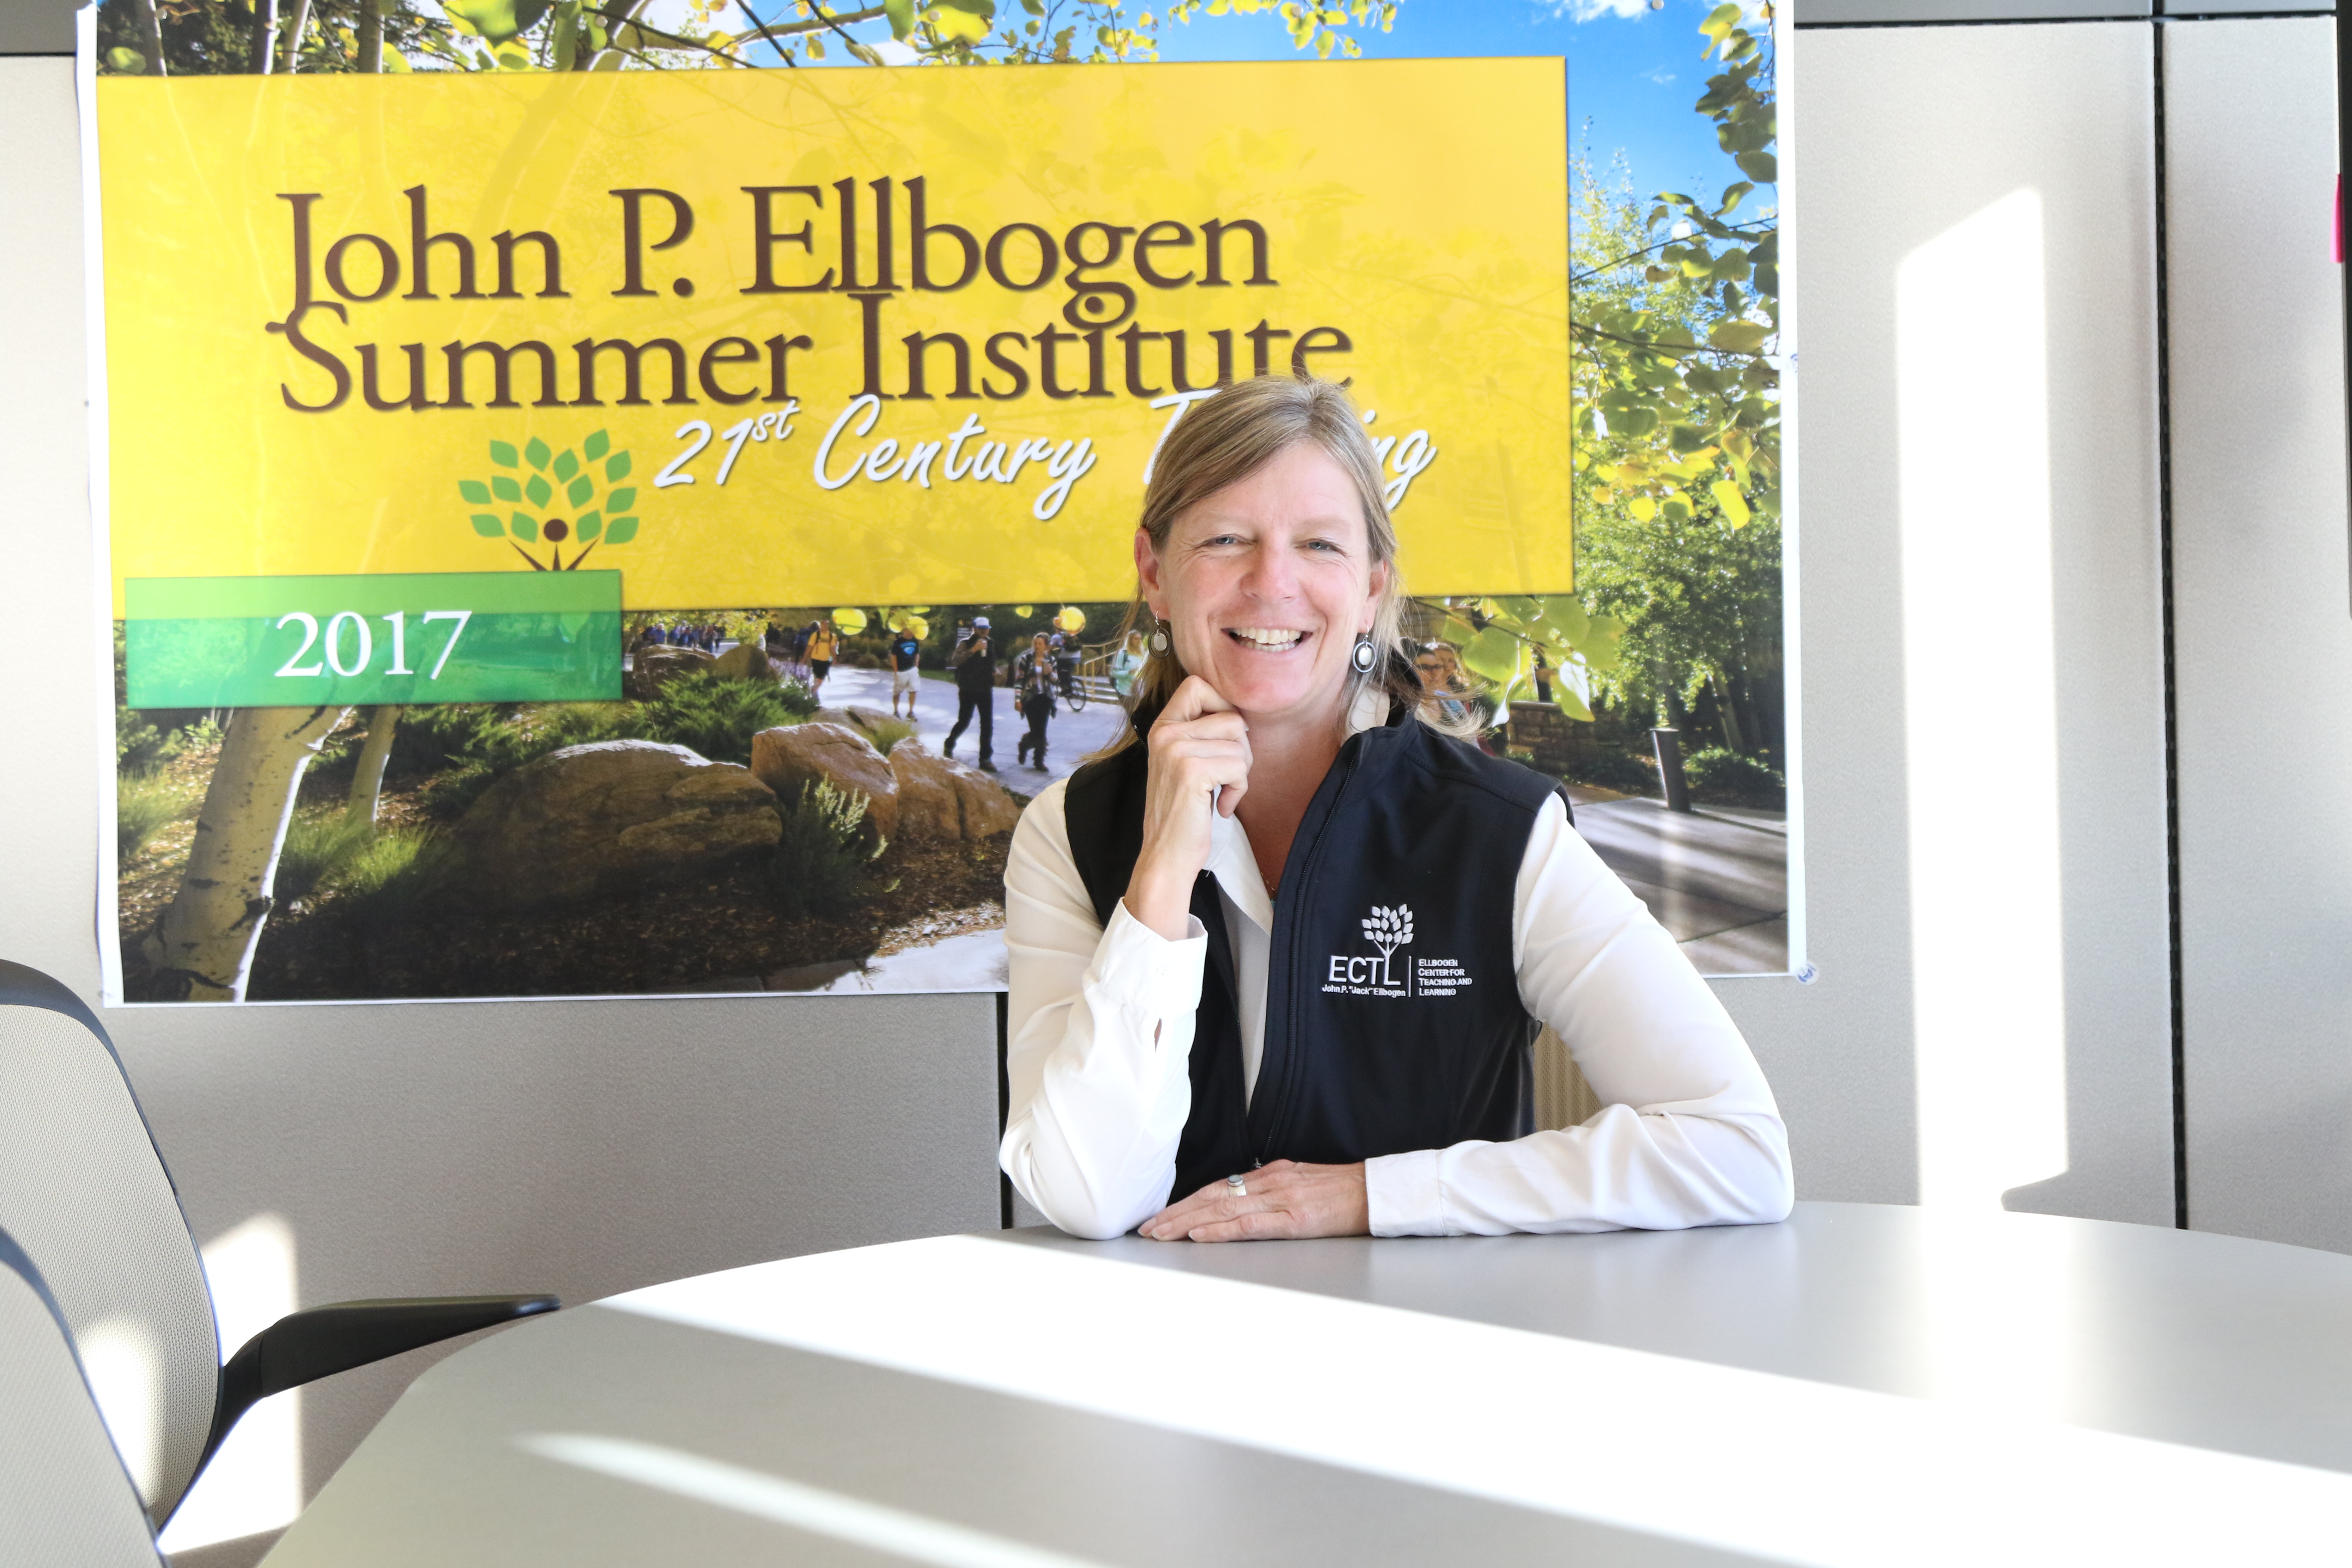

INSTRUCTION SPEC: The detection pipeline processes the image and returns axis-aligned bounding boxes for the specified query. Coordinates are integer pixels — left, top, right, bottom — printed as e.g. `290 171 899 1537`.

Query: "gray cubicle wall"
2162 22 2352 1253
1783 0 2346 1245
6 0 2340 1551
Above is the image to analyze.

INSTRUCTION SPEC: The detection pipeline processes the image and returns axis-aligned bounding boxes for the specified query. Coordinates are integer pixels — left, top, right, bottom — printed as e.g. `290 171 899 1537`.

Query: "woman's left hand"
1139 1160 1369 1242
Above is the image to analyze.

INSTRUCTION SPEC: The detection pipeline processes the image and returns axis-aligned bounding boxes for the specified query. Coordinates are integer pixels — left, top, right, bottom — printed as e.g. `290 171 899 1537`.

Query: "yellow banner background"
100 59 1569 612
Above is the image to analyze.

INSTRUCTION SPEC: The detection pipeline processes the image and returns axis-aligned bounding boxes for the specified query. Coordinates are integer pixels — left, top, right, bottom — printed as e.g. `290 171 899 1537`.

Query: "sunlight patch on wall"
1895 187 2071 1211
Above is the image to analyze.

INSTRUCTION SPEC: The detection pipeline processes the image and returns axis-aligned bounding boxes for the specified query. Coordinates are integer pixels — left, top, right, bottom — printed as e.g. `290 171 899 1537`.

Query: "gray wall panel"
1797 0 2152 26
2163 18 2352 1250
106 992 1002 1535
1743 22 2174 1222
0 0 76 55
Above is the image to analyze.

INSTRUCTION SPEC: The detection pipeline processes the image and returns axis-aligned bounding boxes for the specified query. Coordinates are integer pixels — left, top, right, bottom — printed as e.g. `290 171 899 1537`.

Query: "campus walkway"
815 665 1128 796
1567 790 1789 975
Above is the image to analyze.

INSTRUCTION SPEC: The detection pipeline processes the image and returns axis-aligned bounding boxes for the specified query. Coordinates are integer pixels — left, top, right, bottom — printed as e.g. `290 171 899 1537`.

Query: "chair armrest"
193 1295 557 1492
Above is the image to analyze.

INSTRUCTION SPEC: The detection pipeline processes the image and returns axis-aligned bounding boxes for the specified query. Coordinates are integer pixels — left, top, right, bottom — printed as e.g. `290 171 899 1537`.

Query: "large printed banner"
102 61 1570 631
98 32 1788 1007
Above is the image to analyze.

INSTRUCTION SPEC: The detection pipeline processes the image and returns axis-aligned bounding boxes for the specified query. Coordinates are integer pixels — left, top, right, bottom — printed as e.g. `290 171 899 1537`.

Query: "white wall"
1731 21 2176 1223
2163 19 2352 1251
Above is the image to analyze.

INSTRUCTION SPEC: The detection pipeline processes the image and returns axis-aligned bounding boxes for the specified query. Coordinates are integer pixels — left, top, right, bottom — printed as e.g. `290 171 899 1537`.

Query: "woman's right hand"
1122 675 1251 940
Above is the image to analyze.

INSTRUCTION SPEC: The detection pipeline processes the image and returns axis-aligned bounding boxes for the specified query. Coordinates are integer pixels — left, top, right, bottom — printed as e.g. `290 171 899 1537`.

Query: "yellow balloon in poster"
96 59 1570 613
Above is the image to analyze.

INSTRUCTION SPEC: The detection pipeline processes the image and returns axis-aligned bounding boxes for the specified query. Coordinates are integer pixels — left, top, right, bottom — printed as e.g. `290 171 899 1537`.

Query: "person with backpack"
806 619 838 696
944 615 997 772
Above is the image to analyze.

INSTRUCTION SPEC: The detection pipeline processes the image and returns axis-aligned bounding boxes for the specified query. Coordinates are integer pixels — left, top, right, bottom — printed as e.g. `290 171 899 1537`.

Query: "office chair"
0 960 557 1526
0 1224 167 1568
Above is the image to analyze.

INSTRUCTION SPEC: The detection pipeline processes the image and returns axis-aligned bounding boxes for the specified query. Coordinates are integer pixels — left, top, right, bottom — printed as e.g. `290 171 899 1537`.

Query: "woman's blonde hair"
1098 374 1449 755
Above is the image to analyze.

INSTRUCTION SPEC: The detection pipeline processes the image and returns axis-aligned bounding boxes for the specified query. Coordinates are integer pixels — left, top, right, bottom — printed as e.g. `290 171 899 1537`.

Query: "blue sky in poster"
686 0 1760 212
1143 0 1751 206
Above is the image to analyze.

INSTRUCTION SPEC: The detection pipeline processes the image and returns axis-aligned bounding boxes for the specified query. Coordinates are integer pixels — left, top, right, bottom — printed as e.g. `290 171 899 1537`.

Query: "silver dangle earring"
1148 619 1171 656
1350 632 1378 673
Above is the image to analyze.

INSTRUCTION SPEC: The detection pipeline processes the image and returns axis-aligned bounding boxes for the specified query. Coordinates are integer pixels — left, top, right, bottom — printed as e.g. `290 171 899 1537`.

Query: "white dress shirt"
998 747 1795 1241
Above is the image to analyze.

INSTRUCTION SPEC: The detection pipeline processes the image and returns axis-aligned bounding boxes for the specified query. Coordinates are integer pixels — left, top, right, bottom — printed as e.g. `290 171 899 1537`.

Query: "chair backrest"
0 1226 168 1568
0 963 218 1523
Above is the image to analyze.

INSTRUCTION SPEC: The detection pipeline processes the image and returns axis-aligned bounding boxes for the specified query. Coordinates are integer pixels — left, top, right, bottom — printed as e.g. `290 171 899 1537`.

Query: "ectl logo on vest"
1323 903 1481 998
1065 698 1574 1202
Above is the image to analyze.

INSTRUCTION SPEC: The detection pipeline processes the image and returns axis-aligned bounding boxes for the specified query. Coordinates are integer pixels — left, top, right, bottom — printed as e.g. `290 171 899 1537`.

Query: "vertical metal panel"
0 0 77 55
1796 0 2153 25
1727 22 2172 1222
2163 18 2352 1250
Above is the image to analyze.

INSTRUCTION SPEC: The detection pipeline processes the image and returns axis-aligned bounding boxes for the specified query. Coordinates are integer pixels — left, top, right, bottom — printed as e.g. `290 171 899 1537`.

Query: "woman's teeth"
1228 628 1305 650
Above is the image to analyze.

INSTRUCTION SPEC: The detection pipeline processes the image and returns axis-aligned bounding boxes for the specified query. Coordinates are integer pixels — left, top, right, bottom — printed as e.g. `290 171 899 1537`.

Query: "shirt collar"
1203 690 1396 933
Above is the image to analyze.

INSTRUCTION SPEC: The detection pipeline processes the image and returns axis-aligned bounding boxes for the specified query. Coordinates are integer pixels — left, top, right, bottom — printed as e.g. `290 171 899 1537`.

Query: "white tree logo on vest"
1363 905 1414 959
1321 903 1468 1000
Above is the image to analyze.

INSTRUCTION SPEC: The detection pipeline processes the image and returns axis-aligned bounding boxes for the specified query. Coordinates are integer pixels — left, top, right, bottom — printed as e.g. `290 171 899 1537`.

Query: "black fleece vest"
1064 702 1571 1204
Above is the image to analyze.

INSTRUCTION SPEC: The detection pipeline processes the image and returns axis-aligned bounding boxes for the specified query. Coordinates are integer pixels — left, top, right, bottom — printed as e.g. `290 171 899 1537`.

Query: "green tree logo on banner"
456 430 637 570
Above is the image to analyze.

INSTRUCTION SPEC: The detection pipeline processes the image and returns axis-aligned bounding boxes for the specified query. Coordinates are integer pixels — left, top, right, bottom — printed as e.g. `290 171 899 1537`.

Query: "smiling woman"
997 374 1795 1244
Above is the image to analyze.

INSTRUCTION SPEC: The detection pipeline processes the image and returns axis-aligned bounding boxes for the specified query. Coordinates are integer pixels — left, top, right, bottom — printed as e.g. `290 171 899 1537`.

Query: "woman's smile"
1225 626 1311 653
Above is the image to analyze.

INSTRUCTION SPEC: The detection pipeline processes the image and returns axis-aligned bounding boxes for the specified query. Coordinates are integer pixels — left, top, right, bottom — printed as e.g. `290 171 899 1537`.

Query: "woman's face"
1138 443 1387 728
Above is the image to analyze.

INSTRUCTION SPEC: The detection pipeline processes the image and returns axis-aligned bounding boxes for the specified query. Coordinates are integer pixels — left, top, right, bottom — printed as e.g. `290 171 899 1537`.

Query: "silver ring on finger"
1225 1173 1248 1198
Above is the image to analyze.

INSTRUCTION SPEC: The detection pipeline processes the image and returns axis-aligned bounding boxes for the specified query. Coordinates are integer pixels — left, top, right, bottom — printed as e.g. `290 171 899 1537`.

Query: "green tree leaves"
1574 11 1778 542
443 0 551 44
459 429 635 567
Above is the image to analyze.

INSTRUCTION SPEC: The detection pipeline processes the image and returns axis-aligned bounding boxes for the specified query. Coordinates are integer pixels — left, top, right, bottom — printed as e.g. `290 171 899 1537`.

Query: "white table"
262 1203 2352 1565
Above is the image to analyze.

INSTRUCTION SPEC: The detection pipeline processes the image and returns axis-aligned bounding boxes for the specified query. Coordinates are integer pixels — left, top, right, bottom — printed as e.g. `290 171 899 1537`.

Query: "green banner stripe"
122 571 623 707
125 613 622 708
126 570 619 620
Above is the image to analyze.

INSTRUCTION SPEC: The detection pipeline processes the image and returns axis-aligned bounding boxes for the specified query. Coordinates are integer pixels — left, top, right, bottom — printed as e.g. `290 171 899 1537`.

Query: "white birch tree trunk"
278 0 313 72
345 705 401 825
129 0 166 75
141 705 349 1001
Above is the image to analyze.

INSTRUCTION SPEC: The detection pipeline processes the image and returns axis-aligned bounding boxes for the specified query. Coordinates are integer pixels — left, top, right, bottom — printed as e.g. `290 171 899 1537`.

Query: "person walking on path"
945 616 998 772
806 619 839 697
1014 632 1058 771
888 623 925 719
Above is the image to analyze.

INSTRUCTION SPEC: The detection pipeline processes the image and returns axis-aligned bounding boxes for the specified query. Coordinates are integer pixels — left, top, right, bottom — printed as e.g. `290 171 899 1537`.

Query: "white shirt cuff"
1365 1148 1449 1237
1091 898 1210 1021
